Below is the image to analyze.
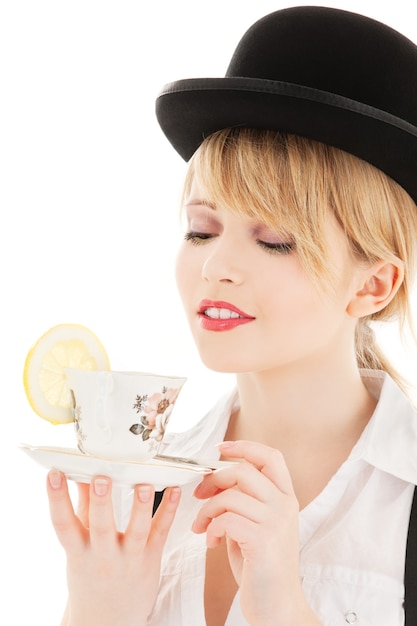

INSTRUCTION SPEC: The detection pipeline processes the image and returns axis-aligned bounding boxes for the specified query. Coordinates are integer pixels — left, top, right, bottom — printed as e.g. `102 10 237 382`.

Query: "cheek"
260 270 332 335
259 263 314 310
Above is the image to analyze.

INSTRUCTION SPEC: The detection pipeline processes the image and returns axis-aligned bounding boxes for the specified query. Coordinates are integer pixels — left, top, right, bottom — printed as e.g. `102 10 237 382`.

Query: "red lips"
197 300 255 331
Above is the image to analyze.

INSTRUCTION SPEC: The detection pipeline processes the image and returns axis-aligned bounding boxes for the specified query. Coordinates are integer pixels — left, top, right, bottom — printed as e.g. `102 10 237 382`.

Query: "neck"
228 359 376 452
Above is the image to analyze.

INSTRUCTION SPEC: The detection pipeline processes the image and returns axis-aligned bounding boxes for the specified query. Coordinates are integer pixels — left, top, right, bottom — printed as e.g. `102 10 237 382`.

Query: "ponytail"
355 318 409 394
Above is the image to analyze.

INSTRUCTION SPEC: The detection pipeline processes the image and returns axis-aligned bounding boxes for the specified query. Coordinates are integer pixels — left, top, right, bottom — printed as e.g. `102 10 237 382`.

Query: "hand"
192 441 321 626
47 471 180 626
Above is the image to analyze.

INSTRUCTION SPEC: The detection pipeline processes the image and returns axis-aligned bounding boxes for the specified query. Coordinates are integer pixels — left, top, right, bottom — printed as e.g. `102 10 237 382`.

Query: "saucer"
20 444 214 490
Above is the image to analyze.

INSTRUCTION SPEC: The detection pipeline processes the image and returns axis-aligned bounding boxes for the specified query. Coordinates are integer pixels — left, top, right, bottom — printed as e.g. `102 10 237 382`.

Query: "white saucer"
20 444 214 490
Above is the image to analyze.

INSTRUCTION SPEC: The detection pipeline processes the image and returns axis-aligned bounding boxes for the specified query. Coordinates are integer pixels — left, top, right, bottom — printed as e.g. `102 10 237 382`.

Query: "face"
175 176 365 376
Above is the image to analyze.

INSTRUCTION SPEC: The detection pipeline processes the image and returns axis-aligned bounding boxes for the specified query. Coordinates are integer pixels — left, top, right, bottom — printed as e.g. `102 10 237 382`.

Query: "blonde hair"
184 128 417 390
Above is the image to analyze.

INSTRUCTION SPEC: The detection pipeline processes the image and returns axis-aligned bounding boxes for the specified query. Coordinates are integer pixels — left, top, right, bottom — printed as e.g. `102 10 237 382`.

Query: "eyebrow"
184 199 217 210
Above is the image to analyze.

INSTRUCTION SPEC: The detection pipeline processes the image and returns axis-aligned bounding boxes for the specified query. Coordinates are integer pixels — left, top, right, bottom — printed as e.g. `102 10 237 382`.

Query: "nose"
201 236 244 285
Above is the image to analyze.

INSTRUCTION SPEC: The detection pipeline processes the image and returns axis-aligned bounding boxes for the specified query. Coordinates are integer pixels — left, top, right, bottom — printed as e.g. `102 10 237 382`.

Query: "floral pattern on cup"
69 383 182 458
129 386 180 449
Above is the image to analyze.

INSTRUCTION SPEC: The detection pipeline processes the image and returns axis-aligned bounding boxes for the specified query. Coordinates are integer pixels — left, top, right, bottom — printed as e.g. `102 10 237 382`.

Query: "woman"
47 7 417 625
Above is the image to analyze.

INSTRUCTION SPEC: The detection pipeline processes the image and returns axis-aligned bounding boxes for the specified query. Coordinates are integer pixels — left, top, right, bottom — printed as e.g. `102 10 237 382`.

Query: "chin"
191 329 260 373
198 352 251 374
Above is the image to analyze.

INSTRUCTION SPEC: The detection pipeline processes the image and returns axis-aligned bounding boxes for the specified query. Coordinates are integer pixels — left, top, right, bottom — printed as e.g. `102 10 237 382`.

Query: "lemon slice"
23 323 110 424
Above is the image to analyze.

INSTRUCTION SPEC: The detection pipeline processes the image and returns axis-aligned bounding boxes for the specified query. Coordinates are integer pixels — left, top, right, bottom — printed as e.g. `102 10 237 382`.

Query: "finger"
123 484 155 553
47 470 86 551
218 440 294 494
148 486 181 550
194 461 279 502
205 511 259 550
192 489 262 534
76 481 90 528
88 476 117 550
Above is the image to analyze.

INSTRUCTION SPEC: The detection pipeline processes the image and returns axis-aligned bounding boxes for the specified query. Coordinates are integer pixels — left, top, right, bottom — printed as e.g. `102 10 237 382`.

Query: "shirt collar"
350 370 417 485
165 371 417 485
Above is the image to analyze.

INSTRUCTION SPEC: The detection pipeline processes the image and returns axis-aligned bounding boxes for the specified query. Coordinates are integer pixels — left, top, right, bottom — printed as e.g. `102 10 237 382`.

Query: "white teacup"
64 369 186 461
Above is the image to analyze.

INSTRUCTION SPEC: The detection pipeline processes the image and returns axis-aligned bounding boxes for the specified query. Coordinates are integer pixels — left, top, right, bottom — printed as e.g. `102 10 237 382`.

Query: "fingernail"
215 441 237 449
169 487 181 503
137 485 152 503
94 477 109 496
48 469 62 490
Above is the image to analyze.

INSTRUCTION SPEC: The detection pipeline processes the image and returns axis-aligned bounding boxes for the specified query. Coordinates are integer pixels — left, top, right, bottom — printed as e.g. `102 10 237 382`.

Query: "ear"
346 259 404 318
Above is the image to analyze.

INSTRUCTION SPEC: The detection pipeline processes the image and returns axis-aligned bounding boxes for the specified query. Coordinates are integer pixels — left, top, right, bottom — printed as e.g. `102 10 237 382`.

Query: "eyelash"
184 231 214 245
256 240 295 255
184 231 295 255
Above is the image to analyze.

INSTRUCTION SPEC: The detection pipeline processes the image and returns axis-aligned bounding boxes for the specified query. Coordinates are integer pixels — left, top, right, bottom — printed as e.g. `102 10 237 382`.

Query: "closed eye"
256 240 295 255
184 231 216 245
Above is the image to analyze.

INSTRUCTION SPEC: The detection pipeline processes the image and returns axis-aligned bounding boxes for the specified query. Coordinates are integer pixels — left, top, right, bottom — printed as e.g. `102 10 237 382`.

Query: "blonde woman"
47 7 417 626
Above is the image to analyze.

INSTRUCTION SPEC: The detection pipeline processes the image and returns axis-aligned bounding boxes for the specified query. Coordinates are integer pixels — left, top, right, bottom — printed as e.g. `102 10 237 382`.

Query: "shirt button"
344 611 358 623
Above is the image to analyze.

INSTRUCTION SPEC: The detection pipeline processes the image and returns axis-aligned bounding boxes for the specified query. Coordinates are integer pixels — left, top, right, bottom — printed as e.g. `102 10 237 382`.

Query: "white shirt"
147 371 417 625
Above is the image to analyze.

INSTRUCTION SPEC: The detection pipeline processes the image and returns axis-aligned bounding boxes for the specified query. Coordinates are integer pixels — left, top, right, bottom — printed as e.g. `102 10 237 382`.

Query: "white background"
2 1 417 623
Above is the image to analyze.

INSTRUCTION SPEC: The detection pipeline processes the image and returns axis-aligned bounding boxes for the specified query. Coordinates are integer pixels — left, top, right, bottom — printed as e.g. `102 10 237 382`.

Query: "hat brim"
156 77 417 204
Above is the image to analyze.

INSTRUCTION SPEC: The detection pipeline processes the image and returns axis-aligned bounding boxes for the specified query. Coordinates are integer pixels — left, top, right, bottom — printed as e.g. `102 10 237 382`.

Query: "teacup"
64 369 186 461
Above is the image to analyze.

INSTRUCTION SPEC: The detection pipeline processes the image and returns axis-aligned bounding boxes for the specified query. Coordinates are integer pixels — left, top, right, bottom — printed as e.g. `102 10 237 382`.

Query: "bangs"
184 129 335 288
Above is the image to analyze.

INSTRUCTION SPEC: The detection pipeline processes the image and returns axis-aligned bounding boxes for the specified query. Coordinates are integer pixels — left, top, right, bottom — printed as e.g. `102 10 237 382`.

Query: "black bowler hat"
156 6 417 204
